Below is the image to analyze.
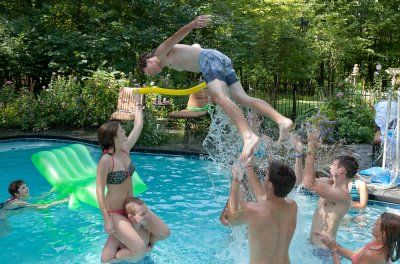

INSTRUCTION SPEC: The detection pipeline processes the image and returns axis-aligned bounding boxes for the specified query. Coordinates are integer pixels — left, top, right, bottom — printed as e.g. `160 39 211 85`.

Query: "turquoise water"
0 139 399 264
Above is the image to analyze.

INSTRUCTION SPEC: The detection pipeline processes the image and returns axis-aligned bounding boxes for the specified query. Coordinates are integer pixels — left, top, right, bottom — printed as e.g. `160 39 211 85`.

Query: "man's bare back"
245 198 297 264
310 196 350 247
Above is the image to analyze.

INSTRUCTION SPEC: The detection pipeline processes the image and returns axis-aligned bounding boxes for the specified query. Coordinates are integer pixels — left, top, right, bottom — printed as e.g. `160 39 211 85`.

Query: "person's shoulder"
2 199 29 209
355 179 367 187
99 153 112 163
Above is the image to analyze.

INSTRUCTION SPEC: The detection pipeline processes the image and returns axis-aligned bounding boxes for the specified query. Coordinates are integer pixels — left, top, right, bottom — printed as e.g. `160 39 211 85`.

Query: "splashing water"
201 105 360 263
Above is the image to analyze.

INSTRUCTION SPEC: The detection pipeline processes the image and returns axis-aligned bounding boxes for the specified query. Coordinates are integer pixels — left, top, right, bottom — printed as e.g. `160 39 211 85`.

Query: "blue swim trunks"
310 246 333 263
199 49 239 86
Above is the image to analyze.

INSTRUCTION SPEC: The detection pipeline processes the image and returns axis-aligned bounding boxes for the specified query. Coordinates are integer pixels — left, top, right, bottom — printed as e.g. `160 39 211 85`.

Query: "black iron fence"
246 81 377 120
246 81 322 120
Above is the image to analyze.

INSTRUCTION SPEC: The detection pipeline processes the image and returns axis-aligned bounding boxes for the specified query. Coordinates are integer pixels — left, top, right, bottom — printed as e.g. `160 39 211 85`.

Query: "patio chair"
110 88 143 121
168 88 212 129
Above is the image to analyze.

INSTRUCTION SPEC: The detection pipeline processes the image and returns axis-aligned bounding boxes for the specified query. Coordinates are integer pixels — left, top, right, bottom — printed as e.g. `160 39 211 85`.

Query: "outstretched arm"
34 197 69 209
302 131 319 190
244 165 266 202
303 132 349 202
124 94 144 151
155 15 212 60
293 135 304 186
227 164 248 225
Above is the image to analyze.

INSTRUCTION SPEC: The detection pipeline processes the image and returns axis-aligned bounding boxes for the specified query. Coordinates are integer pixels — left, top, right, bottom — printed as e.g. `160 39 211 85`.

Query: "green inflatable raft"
31 143 147 209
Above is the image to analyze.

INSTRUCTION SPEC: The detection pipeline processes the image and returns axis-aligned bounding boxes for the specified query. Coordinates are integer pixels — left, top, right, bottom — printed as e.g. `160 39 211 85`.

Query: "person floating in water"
139 15 293 163
102 197 170 262
0 179 69 219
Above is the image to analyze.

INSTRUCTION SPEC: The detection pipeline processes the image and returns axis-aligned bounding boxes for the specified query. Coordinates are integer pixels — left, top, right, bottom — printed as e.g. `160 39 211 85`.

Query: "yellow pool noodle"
132 82 207 96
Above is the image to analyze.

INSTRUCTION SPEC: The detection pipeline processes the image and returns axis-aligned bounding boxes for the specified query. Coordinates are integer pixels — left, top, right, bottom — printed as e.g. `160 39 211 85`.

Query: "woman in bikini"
96 94 145 262
318 212 400 264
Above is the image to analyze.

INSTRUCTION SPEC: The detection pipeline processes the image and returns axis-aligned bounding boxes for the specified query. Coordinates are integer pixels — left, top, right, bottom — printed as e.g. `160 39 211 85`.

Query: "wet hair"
380 212 400 262
334 155 359 179
98 121 120 154
124 197 145 216
267 160 296 197
8 180 25 197
138 51 155 72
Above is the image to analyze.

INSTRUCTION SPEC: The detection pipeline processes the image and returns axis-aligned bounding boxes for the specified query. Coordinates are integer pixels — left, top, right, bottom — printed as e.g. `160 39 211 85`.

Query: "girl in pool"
318 212 400 264
96 94 146 262
0 179 69 220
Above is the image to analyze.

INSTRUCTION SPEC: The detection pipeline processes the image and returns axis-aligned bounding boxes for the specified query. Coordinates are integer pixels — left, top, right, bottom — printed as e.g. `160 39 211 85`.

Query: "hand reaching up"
191 15 213 29
307 130 321 151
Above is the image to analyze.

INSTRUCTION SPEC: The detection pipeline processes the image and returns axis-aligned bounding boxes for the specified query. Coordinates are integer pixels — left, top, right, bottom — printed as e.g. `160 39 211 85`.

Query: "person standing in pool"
139 15 293 163
96 94 146 262
302 132 359 261
226 160 297 264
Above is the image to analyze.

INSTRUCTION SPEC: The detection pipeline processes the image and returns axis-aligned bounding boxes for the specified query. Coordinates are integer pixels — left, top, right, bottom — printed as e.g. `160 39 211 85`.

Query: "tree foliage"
0 0 398 93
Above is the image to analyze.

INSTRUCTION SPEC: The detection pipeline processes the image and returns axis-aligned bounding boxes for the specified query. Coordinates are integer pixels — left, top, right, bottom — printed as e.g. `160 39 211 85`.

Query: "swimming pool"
0 139 399 264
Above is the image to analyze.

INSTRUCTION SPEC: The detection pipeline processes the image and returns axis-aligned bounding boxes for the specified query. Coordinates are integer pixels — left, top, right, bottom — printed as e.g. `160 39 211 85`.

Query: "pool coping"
1 134 400 205
0 134 208 158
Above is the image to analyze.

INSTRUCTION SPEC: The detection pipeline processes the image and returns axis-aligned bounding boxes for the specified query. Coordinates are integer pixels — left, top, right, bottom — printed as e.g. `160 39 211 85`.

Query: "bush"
296 91 374 144
0 70 171 146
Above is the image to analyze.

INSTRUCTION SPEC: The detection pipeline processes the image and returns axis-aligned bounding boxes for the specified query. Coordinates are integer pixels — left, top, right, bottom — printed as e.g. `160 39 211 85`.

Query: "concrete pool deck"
0 127 399 204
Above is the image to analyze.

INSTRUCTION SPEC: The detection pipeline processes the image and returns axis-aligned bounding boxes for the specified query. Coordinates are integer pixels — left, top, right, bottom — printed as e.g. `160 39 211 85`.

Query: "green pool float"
31 143 147 209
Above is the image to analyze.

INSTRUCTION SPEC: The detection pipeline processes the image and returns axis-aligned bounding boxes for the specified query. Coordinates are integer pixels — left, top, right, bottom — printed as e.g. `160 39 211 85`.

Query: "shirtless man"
226 160 297 264
101 197 170 262
302 132 359 260
139 15 293 163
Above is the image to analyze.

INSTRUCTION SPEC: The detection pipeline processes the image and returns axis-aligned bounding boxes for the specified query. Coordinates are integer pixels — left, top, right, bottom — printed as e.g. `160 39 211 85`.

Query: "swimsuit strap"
110 155 114 171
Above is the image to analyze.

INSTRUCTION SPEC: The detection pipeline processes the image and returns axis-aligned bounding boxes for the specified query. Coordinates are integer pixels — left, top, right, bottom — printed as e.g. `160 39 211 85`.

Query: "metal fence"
246 81 378 120
246 81 322 120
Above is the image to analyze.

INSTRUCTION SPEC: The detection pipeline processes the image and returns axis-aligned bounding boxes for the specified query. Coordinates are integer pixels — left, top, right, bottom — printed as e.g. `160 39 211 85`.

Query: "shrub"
296 91 374 144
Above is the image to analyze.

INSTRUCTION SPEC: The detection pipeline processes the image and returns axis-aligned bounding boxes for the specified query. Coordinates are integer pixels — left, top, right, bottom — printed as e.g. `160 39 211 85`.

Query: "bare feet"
278 118 294 142
240 133 259 164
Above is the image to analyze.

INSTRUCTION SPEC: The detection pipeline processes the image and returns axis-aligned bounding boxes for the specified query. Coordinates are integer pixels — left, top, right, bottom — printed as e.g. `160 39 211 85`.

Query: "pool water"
0 140 399 264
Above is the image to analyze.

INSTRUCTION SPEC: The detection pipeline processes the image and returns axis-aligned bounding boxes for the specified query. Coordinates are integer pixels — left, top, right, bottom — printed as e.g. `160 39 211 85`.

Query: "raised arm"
293 135 304 186
244 165 266 202
227 164 248 225
154 15 212 60
303 133 349 202
302 131 320 189
124 94 144 151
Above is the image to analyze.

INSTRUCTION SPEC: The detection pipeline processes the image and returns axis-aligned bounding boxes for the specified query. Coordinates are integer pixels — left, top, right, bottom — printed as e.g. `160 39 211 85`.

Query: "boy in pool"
139 15 293 163
226 160 297 264
301 132 358 261
101 197 170 263
0 180 69 219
